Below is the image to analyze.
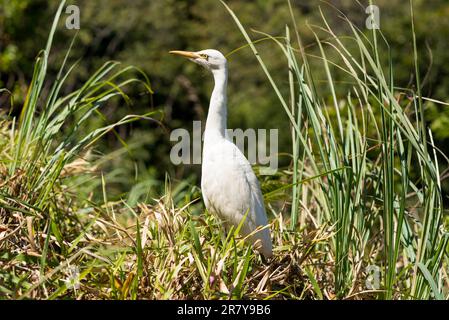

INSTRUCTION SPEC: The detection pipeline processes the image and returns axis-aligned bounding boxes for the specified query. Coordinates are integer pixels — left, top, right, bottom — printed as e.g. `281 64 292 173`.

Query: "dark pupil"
202 54 208 60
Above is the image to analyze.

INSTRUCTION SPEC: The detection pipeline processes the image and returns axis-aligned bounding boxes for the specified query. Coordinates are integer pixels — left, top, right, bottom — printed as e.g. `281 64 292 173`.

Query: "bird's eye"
200 54 209 60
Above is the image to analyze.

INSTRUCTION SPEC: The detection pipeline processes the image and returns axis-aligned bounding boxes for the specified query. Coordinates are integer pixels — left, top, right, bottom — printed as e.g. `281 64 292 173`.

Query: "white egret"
170 49 273 259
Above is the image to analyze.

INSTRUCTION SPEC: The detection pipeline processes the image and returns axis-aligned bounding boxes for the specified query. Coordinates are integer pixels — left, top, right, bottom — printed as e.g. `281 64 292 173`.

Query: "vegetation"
0 0 448 299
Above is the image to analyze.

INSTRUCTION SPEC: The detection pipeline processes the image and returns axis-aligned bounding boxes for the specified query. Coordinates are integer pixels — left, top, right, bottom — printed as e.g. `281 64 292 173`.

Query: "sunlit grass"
1 0 448 300
222 0 448 299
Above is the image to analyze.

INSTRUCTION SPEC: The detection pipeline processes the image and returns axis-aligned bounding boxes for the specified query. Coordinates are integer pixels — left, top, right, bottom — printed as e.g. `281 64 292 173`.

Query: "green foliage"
223 0 448 299
2 0 449 191
0 0 448 300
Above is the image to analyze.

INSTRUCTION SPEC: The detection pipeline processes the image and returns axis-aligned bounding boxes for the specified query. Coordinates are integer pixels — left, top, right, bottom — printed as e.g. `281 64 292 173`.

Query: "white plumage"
170 49 273 259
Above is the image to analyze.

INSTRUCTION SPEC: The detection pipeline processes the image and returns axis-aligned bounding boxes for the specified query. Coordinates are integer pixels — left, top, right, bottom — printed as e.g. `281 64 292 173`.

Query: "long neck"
204 67 228 143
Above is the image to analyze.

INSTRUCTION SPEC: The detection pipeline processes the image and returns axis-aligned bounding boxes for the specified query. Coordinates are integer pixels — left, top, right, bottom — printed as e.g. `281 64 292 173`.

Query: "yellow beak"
169 50 201 59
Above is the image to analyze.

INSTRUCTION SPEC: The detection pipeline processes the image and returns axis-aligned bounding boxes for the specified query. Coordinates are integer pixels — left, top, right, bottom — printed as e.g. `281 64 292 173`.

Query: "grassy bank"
1 0 448 299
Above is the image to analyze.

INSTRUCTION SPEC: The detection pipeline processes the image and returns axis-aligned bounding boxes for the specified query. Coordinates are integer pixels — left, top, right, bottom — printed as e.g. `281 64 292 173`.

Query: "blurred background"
1 0 448 203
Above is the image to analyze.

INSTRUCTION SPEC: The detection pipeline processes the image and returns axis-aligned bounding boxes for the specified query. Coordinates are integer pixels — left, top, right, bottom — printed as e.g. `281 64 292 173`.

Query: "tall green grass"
0 0 155 298
222 0 448 299
3 0 153 207
1 0 448 300
2 1 294 300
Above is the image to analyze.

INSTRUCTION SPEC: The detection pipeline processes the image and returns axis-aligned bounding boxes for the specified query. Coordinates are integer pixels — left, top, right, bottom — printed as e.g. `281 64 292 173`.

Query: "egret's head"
169 49 227 72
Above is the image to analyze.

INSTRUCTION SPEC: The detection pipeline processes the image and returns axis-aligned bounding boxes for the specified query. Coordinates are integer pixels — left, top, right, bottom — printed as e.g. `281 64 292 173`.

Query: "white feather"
195 49 273 258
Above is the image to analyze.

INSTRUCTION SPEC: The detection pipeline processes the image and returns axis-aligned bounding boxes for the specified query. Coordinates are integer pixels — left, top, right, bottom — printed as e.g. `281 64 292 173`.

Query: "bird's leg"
251 238 271 265
260 253 271 265
223 222 240 246
221 222 230 244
